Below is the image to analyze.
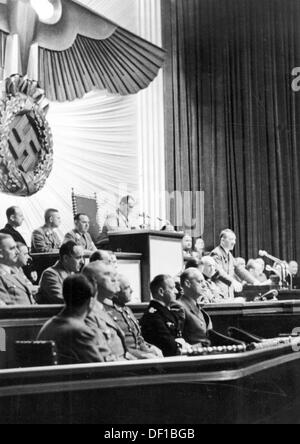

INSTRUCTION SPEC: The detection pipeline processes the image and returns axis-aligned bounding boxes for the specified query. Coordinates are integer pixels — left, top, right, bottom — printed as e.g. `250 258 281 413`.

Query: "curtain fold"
162 0 300 263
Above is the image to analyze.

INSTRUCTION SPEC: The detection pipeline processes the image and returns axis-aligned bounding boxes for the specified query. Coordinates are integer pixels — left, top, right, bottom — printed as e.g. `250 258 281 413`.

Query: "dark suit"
211 246 256 298
0 224 27 246
37 312 105 365
86 301 131 361
140 300 183 357
37 261 70 305
177 296 212 345
0 267 33 306
31 226 61 253
64 230 96 252
104 300 163 359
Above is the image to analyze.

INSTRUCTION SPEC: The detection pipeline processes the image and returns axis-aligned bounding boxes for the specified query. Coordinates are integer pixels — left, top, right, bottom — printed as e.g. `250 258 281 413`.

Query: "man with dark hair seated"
104 275 163 359
0 206 27 246
37 275 106 365
37 241 84 304
31 209 62 253
141 275 191 357
64 213 97 256
178 268 213 345
0 234 34 306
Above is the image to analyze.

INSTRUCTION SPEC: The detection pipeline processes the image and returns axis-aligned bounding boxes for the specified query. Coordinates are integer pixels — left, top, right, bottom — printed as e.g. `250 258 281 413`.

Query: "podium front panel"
149 235 184 280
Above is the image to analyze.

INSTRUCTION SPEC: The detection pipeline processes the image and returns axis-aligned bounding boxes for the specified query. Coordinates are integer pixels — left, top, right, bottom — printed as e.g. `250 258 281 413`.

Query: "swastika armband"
0 75 53 196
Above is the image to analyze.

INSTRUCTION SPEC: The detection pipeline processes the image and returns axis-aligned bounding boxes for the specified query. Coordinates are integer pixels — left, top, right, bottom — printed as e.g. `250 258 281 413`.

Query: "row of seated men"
0 226 258 306
0 196 153 258
37 263 213 363
0 207 97 256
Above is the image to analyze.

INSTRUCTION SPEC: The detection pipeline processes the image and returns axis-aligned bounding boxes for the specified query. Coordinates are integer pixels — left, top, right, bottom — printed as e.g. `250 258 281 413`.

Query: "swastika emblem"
8 112 42 173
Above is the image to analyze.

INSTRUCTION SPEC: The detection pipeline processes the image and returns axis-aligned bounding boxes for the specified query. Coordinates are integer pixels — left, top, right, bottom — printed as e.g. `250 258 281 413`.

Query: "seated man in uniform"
211 229 258 299
199 256 226 303
14 243 39 300
64 213 97 256
101 195 139 240
0 234 34 305
140 275 191 357
247 259 269 285
31 209 62 253
83 261 136 361
178 269 213 345
38 274 105 365
104 275 163 359
37 241 84 305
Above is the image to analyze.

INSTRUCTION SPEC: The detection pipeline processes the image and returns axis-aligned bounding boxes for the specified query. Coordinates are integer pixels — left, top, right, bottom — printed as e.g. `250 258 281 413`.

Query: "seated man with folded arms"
38 274 106 365
104 275 163 359
83 262 136 361
31 209 62 253
37 241 84 305
0 234 34 305
141 275 191 357
64 213 97 256
178 268 213 346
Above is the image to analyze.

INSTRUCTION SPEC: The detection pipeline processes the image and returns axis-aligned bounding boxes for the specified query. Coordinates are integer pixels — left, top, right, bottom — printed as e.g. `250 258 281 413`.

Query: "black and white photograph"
0 0 299 426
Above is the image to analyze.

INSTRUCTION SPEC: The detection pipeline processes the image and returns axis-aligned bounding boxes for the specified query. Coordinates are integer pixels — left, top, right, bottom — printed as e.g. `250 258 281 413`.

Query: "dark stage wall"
162 0 300 263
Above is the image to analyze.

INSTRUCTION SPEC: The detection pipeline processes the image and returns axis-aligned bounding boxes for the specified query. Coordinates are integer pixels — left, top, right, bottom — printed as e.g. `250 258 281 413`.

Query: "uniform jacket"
101 210 140 239
0 224 27 246
85 301 130 361
31 226 61 253
37 261 70 305
140 300 183 357
64 229 97 252
211 246 256 299
37 312 105 365
104 300 163 359
177 296 212 345
0 266 33 306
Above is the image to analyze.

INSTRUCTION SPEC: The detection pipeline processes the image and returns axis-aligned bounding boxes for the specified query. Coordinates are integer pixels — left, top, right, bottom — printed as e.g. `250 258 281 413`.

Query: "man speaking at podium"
99 196 141 247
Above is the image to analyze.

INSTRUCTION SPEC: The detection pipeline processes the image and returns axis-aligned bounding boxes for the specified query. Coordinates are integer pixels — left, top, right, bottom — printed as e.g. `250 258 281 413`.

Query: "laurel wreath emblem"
0 74 53 196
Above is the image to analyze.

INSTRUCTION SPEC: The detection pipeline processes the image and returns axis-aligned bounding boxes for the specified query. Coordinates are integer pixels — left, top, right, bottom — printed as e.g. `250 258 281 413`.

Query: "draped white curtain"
0 0 164 244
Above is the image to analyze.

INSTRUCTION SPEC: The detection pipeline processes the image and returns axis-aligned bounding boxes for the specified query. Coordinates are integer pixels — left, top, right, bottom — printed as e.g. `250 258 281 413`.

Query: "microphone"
266 265 281 276
255 289 279 302
261 289 279 300
259 250 285 265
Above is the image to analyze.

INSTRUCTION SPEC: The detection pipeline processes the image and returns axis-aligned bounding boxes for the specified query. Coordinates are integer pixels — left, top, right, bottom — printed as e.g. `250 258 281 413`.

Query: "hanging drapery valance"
0 0 165 101
38 27 165 101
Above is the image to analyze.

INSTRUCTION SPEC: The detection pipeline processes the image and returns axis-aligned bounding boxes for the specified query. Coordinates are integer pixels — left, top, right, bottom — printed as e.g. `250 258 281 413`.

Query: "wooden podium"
108 230 184 301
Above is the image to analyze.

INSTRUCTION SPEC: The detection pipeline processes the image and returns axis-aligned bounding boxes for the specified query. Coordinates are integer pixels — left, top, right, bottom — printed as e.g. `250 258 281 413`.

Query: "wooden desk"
0 344 300 423
1 301 300 370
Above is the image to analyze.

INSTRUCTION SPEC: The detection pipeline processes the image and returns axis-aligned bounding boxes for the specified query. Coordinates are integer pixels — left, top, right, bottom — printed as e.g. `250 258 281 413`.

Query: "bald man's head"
289 261 299 276
115 275 133 305
181 268 207 300
200 256 217 279
82 261 120 301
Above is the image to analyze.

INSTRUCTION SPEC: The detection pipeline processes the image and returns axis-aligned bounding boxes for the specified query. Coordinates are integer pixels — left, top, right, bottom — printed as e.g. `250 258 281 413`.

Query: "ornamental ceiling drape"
0 0 141 243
